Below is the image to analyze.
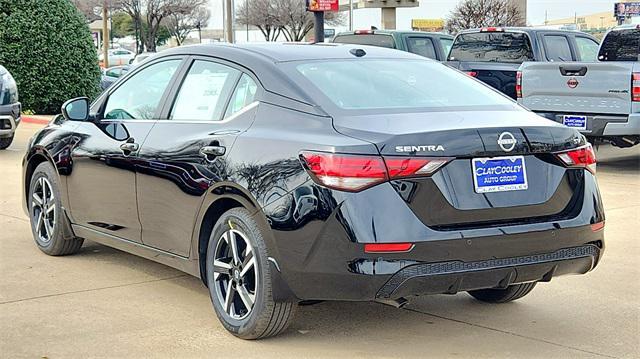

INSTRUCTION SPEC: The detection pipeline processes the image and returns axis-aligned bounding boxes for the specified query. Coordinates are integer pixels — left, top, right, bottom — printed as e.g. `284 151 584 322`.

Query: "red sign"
307 0 339 12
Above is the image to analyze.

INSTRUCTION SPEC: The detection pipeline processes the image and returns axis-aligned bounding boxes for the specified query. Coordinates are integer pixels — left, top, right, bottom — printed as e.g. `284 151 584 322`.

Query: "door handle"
120 142 139 153
200 145 226 160
559 66 588 77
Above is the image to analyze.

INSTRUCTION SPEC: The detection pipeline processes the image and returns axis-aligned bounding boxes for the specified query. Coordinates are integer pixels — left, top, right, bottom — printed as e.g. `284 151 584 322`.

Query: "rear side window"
441 38 453 57
406 37 437 59
171 60 240 121
543 35 573 61
449 32 534 63
598 29 640 61
575 37 599 62
333 34 395 49
224 74 258 119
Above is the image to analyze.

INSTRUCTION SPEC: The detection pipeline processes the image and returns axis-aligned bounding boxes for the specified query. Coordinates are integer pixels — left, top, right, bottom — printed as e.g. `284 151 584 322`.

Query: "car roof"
161 42 423 62
457 27 587 35
334 30 453 38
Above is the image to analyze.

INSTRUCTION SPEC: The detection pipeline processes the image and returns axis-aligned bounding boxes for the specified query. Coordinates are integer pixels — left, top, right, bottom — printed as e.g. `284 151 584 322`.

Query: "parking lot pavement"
1 123 638 358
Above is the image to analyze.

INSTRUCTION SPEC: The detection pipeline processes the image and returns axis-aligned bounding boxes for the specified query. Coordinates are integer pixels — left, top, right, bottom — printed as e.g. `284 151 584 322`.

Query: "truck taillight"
555 144 597 174
516 71 523 98
480 27 504 32
632 73 640 102
299 151 451 192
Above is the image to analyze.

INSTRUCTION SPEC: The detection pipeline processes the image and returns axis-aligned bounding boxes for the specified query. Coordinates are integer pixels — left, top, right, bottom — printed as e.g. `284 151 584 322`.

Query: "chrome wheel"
213 228 258 320
31 177 56 244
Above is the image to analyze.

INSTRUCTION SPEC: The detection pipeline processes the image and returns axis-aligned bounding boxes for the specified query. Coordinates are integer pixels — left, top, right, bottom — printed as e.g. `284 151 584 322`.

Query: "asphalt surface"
1 122 639 358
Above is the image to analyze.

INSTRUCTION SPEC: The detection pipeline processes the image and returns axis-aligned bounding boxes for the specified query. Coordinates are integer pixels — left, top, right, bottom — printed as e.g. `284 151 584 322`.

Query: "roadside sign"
411 19 445 29
307 0 339 12
614 2 640 18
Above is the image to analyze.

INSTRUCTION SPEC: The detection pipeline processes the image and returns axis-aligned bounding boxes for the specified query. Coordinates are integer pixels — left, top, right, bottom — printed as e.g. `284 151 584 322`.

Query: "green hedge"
0 0 100 114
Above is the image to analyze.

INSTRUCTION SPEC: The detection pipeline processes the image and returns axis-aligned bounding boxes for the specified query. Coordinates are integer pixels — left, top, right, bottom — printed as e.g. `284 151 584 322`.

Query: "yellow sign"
411 19 445 29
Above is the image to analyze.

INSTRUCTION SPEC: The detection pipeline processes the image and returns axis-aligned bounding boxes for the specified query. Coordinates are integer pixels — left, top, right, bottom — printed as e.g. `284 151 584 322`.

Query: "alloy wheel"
213 228 258 320
31 177 56 244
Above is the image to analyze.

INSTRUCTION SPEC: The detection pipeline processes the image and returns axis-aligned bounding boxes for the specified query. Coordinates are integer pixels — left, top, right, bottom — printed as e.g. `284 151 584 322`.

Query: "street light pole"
314 11 325 43
349 0 353 31
225 0 234 43
102 3 109 68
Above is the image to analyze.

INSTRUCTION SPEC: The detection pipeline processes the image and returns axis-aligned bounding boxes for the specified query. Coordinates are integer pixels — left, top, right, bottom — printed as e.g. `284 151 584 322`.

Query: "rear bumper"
0 102 21 138
535 112 639 137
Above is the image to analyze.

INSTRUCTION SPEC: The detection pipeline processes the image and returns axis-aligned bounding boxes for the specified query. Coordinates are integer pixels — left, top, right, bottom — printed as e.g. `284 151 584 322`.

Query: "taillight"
466 71 478 77
480 27 504 32
299 151 451 192
632 73 640 102
516 71 523 98
355 30 373 35
364 242 414 253
555 144 597 174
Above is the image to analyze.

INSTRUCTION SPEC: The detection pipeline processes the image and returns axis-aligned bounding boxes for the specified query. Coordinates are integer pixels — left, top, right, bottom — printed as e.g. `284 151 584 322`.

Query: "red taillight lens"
591 221 605 232
555 144 597 174
384 157 450 179
466 71 478 77
355 30 373 35
632 73 640 102
480 27 503 32
364 242 414 253
516 71 523 98
300 152 451 192
300 151 388 192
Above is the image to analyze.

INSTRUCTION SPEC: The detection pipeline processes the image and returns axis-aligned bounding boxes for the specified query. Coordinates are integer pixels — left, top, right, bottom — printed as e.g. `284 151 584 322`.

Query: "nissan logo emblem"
567 78 579 88
497 132 517 152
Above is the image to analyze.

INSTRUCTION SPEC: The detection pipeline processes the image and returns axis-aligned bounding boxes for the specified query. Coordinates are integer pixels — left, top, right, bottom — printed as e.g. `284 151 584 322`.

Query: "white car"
99 49 135 66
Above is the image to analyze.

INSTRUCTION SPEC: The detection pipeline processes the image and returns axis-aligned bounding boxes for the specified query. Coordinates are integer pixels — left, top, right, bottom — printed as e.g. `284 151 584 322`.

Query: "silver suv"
0 65 20 149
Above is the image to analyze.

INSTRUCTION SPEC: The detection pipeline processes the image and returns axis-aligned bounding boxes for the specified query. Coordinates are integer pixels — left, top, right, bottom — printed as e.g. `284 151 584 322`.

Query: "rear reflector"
480 27 504 32
591 221 605 232
364 243 414 253
632 73 640 102
555 144 597 174
516 71 523 98
300 151 451 192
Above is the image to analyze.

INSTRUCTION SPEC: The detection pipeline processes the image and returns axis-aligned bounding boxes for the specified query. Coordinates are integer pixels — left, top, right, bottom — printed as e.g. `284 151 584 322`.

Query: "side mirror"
61 97 89 121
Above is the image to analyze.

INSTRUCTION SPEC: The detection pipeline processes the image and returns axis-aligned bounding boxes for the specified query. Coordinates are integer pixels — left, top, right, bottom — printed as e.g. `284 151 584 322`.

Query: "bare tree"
120 0 145 52
165 0 211 45
445 0 524 34
236 0 344 42
70 0 103 21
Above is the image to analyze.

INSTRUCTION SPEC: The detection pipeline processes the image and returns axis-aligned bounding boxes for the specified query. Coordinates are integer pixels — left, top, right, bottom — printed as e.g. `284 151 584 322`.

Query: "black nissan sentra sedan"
22 43 605 339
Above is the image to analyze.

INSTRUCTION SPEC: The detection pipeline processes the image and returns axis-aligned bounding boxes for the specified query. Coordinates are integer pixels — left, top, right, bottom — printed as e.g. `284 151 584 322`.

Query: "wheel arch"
23 148 59 214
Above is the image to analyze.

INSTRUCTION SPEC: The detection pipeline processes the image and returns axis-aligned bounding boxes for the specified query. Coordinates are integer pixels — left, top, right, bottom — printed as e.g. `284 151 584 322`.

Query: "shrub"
0 0 100 114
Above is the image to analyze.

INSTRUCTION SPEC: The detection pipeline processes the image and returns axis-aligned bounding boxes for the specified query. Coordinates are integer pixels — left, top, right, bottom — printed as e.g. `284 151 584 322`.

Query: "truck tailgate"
519 62 634 115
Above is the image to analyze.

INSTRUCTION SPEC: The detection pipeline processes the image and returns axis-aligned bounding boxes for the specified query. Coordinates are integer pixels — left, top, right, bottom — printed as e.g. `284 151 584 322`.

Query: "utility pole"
314 11 325 43
349 0 353 31
102 3 109 68
225 0 234 43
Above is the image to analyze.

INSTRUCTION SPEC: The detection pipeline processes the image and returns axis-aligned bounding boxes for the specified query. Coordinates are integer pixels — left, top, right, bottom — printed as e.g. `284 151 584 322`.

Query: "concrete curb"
21 115 53 125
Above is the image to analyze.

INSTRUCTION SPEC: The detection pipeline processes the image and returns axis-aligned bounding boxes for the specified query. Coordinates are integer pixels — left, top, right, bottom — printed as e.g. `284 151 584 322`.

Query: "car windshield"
598 29 640 61
449 32 534 63
289 59 515 110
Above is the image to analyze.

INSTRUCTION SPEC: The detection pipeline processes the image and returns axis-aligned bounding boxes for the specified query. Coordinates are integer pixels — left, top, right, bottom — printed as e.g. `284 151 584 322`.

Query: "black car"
0 65 21 149
446 27 600 98
22 43 605 339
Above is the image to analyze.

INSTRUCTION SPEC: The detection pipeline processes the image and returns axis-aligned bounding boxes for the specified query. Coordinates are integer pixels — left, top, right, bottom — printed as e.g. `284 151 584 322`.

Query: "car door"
136 57 261 256
66 57 184 243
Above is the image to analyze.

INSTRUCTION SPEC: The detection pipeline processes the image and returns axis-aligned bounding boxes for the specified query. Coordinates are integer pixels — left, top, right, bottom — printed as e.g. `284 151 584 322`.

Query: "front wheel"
206 208 296 339
468 282 537 303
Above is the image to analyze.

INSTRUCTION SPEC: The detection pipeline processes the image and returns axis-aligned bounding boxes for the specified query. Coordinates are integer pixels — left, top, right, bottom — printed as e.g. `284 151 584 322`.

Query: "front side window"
575 37 599 62
292 59 515 110
225 74 258 118
441 38 453 57
544 35 573 61
406 37 437 59
449 32 534 63
171 60 240 121
103 59 180 120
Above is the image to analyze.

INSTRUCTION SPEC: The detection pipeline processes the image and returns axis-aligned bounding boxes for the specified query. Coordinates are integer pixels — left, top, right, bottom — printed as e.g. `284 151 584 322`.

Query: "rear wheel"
0 135 13 149
28 162 83 255
468 282 537 303
206 208 296 339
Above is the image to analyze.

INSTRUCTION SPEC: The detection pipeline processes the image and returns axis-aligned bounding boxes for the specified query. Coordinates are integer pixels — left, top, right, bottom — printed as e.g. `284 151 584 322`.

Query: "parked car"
0 65 21 149
98 48 135 66
332 30 453 61
100 65 130 90
518 25 640 148
23 43 605 340
129 51 156 66
447 27 600 98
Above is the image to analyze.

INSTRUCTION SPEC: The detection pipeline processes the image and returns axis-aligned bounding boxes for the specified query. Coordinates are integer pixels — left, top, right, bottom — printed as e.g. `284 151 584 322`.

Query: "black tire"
0 135 13 149
28 162 83 256
205 208 296 339
468 282 537 303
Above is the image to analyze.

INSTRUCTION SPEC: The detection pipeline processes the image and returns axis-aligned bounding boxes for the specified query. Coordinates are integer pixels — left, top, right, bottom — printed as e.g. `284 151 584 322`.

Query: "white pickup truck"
518 25 640 148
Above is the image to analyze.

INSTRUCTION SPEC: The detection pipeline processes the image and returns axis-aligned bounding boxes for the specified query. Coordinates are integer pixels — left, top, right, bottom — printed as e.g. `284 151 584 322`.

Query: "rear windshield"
598 29 640 61
332 34 395 49
289 59 515 111
449 32 534 63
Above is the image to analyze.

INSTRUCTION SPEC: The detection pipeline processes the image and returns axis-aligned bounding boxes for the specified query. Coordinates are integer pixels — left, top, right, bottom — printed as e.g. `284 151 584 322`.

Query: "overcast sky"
210 0 620 31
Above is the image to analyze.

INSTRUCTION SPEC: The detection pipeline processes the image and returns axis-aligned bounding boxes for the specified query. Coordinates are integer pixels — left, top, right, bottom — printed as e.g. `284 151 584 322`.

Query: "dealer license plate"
562 115 587 131
472 156 528 193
